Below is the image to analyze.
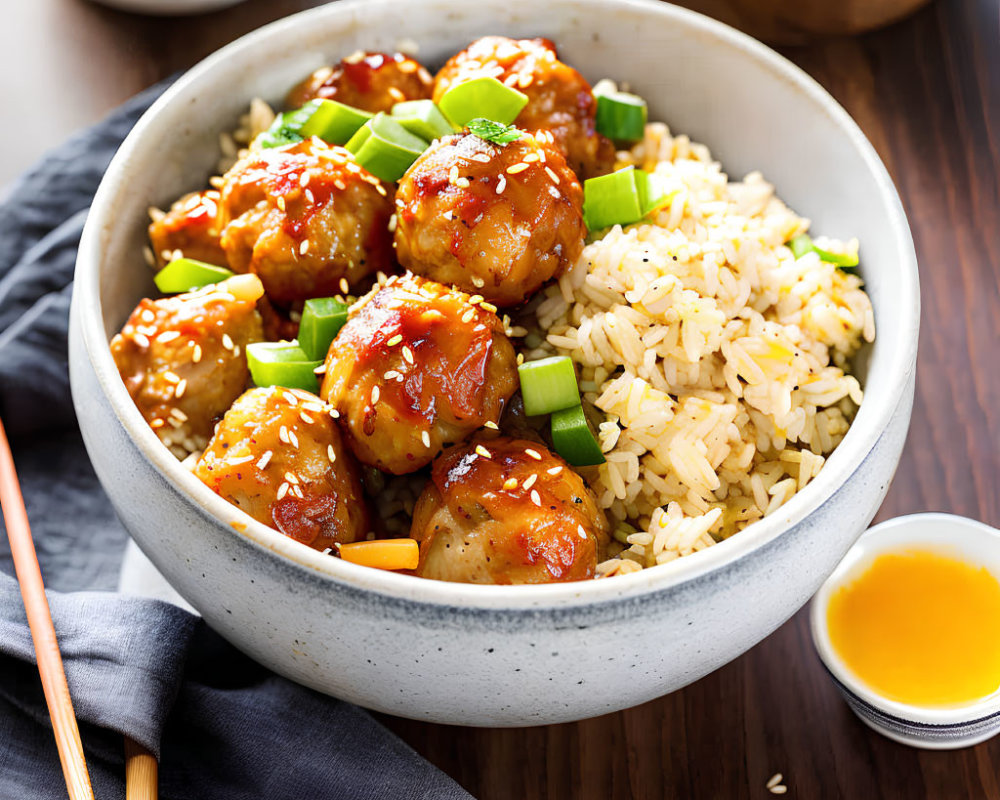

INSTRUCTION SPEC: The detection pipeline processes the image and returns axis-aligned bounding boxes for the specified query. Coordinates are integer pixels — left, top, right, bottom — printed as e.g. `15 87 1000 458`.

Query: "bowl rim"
810 513 1000 726
74 0 920 612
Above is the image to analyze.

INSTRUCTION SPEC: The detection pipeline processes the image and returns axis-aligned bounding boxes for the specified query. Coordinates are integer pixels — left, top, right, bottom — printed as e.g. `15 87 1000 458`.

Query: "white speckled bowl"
69 0 919 725
811 514 1000 749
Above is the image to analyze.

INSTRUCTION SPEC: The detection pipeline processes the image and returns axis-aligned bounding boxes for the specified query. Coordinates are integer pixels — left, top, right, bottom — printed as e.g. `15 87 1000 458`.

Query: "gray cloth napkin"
0 82 472 800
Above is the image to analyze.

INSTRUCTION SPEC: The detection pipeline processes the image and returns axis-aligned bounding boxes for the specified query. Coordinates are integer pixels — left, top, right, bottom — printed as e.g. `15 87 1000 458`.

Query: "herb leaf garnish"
466 118 525 145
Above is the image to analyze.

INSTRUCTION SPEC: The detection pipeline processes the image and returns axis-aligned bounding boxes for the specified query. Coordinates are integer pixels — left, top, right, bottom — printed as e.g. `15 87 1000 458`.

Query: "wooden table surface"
6 0 998 796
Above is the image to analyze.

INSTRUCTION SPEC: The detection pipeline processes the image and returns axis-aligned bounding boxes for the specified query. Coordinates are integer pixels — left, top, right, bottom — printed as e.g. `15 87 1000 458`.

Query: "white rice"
524 122 875 574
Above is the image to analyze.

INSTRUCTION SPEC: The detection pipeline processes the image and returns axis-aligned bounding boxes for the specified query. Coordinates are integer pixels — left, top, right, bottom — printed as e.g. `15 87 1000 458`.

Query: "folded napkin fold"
0 81 472 800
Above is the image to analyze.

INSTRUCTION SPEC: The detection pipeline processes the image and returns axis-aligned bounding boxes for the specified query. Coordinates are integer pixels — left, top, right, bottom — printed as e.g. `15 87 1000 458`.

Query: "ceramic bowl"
811 514 1000 749
69 0 919 726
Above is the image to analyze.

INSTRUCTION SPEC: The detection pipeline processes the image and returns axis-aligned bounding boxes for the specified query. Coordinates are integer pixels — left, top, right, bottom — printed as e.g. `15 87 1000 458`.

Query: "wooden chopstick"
0 416 161 799
0 417 95 800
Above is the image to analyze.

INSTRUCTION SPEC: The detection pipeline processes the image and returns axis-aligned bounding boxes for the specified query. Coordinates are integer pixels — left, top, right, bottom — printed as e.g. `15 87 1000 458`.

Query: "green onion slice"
594 89 647 144
390 100 454 142
437 77 529 128
550 404 605 466
583 166 672 231
154 258 234 294
788 234 859 269
246 342 321 393
346 113 430 182
517 356 581 417
299 99 373 145
257 102 318 149
298 297 350 361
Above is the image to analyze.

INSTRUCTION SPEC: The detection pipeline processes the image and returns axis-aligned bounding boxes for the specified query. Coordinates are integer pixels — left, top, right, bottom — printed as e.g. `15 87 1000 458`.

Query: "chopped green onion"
257 101 320 149
583 167 642 230
788 234 859 269
594 89 647 144
298 297 350 361
583 166 672 230
437 77 529 128
346 113 430 182
550 405 605 466
300 99 373 145
246 342 321 393
154 258 234 293
390 100 454 141
517 356 580 416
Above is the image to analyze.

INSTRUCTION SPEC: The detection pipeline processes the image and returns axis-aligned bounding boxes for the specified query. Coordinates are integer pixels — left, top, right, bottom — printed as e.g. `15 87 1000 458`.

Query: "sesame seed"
475 445 492 459
163 371 181 384
538 148 547 163
284 471 299 485
327 444 337 464
577 525 587 540
375 184 387 197
339 278 350 294
468 294 483 305
421 431 431 448
293 485 305 499
279 425 290 444
769 788 787 796
227 455 254 465
502 478 518 491
507 162 529 174
443 210 454 221
530 489 541 506
288 430 299 448
387 334 403 347
388 214 397 233
484 421 499 430
133 333 150 348
546 466 563 475
455 177 470 188
175 379 187 398
299 239 310 255
516 353 524 365
256 450 273 469
766 774 783 790
480 301 498 313
522 152 539 163
522 474 537 490
461 309 475 323
388 86 406 102
471 276 485 288
166 418 182 429
329 408 341 419
276 196 286 212
545 166 560 184
495 175 507 194
525 448 542 460
303 402 325 413
299 412 314 424
277 482 289 500
281 391 299 406
192 344 203 363
140 309 155 323
233 345 240 358
301 171 311 187
402 346 414 364
157 330 180 343
222 333 235 351
169 408 188 422
448 165 459 184
305 188 316 204
150 418 165 429
370 385 380 404
383 369 400 380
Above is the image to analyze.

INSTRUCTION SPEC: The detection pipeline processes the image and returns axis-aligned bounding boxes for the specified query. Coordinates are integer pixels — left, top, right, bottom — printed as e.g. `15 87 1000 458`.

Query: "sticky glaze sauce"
827 549 1000 707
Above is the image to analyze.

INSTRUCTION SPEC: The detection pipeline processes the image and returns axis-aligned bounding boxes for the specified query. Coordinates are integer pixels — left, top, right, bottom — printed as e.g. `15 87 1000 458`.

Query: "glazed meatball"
433 36 614 179
410 437 610 584
287 51 433 113
217 139 394 304
148 190 227 269
321 273 518 474
194 387 370 550
393 131 585 307
110 274 265 456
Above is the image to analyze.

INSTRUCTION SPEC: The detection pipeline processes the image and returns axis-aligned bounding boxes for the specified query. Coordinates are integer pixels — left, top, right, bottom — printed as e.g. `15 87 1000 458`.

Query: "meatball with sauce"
194 387 370 551
433 36 614 179
410 437 610 584
217 139 394 304
321 272 518 474
393 131 585 307
110 274 265 456
287 51 433 113
148 190 228 269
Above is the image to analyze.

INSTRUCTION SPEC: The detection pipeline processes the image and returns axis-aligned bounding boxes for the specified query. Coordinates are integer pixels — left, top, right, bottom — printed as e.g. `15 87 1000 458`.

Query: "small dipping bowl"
811 513 1000 749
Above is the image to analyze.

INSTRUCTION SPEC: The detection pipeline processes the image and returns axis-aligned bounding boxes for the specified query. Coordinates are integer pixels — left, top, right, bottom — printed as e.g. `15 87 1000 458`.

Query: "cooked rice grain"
526 122 875 571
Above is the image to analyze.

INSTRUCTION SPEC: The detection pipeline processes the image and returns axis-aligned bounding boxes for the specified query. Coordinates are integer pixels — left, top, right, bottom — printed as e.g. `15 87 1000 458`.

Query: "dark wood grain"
5 0 998 797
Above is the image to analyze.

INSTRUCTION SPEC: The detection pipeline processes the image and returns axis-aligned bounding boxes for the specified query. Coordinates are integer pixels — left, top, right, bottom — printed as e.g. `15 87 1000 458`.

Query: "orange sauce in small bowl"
826 549 1000 707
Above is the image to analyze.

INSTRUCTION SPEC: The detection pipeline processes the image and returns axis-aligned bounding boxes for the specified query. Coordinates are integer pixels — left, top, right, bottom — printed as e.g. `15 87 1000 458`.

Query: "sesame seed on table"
5 0 997 797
